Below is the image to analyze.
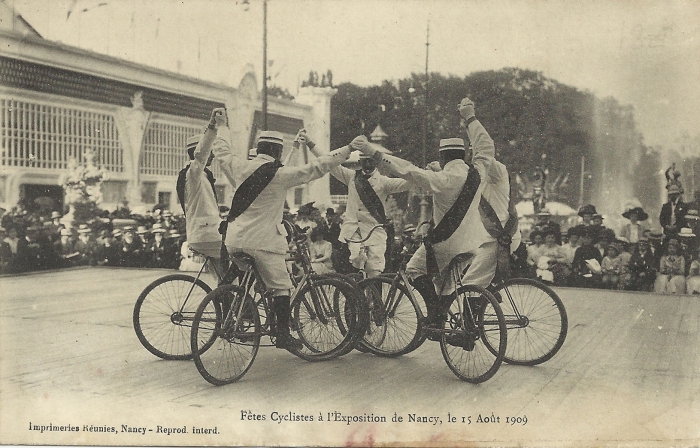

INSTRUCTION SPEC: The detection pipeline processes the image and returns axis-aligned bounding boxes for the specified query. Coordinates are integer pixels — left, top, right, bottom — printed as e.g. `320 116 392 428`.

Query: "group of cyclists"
180 96 520 352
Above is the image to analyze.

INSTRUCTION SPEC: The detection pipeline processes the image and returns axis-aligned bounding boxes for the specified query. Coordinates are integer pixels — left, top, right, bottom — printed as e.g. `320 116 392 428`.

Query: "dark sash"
479 194 518 280
176 165 217 216
354 170 388 225
226 161 283 223
423 166 482 275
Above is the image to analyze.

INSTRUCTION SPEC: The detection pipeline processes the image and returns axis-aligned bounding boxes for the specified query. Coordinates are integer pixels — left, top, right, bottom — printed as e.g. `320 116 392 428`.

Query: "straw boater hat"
578 204 597 217
622 206 649 221
77 224 92 234
151 223 166 234
403 224 416 235
112 229 122 238
258 131 284 146
438 138 465 152
51 211 61 219
186 134 202 155
679 227 696 238
123 226 135 233
136 226 149 235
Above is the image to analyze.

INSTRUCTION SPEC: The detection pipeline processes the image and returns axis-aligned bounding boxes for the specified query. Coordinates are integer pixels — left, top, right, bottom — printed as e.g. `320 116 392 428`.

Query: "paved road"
1 267 699 447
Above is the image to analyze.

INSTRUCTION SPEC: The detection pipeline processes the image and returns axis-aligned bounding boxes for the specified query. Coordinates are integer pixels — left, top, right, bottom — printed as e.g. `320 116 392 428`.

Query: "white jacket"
185 127 229 245
220 147 351 254
376 119 495 272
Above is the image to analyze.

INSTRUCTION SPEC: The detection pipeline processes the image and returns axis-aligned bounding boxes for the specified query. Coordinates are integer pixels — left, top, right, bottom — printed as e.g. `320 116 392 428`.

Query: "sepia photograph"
1 0 699 446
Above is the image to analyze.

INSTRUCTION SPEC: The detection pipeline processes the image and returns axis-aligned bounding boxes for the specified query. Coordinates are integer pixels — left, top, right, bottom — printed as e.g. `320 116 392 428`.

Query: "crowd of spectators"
522 166 700 294
0 203 185 274
4 164 700 298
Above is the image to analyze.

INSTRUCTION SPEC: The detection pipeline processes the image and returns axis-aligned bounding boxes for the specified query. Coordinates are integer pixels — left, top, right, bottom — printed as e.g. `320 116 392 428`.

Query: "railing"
140 118 205 177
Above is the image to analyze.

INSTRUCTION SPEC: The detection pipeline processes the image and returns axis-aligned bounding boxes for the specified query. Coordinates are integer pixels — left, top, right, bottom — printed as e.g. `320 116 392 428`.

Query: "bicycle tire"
440 285 507 383
133 274 212 360
320 273 371 354
488 278 568 366
357 277 423 357
191 285 261 385
290 278 361 361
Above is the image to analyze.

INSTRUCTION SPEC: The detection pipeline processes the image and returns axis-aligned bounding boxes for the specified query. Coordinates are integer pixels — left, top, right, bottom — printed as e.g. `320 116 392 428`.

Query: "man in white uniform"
218 127 359 350
305 138 410 278
177 108 229 258
357 97 495 343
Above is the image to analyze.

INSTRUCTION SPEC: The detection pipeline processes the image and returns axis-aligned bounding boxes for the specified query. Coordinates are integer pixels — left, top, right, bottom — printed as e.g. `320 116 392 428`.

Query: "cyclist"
176 107 230 281
218 125 360 351
304 136 410 279
462 150 522 288
355 97 495 345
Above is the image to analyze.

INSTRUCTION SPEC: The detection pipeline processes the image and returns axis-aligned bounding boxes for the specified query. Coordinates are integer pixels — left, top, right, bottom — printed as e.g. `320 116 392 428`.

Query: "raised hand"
458 97 475 120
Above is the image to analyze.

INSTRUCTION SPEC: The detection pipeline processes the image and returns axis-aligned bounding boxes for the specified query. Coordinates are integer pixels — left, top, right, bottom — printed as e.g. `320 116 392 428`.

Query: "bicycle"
352 224 508 383
133 251 230 360
484 275 568 366
189 223 367 385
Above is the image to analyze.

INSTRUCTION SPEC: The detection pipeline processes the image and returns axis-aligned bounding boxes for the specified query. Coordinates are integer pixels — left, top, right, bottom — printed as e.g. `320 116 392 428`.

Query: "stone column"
296 86 337 208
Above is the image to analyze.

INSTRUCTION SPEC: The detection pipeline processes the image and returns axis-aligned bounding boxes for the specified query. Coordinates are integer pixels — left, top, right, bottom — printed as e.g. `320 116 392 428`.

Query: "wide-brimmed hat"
151 223 166 234
51 211 61 219
438 138 465 152
679 227 696 238
161 210 173 218
578 204 597 217
77 224 92 234
136 226 149 234
536 208 552 217
123 226 135 233
622 206 649 221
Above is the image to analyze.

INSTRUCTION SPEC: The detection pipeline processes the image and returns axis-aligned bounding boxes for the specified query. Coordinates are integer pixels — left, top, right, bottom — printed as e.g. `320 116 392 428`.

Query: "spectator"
1 226 28 273
570 227 603 288
533 209 562 244
628 237 656 291
686 246 700 294
534 229 569 284
562 227 580 266
619 206 649 244
684 208 700 240
308 227 333 274
577 204 597 227
74 224 98 266
660 165 688 238
654 238 686 294
135 226 150 267
119 227 142 267
601 241 625 289
55 228 78 267
526 230 544 273
618 238 633 289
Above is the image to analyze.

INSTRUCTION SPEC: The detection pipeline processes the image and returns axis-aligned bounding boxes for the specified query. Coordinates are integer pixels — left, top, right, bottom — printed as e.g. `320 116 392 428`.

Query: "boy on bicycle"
217 122 362 351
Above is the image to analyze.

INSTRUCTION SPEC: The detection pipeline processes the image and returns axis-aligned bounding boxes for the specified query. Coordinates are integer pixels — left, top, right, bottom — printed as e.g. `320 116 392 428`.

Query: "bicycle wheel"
133 274 212 360
357 277 423 357
291 278 360 361
487 278 568 366
191 285 261 385
440 285 506 383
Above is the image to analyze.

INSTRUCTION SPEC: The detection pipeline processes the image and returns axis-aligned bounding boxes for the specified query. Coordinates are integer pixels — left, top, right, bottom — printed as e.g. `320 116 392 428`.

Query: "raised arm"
303 131 355 186
276 134 366 188
460 98 495 177
189 108 223 173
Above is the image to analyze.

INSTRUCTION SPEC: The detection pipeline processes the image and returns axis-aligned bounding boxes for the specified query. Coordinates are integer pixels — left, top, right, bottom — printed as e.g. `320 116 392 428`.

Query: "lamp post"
242 0 268 130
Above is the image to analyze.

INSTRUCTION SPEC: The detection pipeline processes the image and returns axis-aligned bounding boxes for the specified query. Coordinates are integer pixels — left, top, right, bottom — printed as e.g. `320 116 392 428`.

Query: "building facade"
0 24 335 216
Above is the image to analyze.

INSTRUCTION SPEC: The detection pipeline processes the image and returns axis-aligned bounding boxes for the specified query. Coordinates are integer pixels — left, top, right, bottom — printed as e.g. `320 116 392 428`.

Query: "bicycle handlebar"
345 224 389 244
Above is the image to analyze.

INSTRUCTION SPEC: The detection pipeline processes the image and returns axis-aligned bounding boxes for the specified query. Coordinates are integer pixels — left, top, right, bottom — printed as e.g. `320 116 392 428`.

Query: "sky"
11 0 700 151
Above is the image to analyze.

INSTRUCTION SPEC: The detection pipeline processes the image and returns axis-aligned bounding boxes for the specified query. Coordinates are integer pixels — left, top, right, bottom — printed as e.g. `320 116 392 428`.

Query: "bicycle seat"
189 247 211 258
231 252 255 270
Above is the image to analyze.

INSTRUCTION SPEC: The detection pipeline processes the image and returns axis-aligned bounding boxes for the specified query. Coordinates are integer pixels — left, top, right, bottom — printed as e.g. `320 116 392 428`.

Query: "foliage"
330 68 650 212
